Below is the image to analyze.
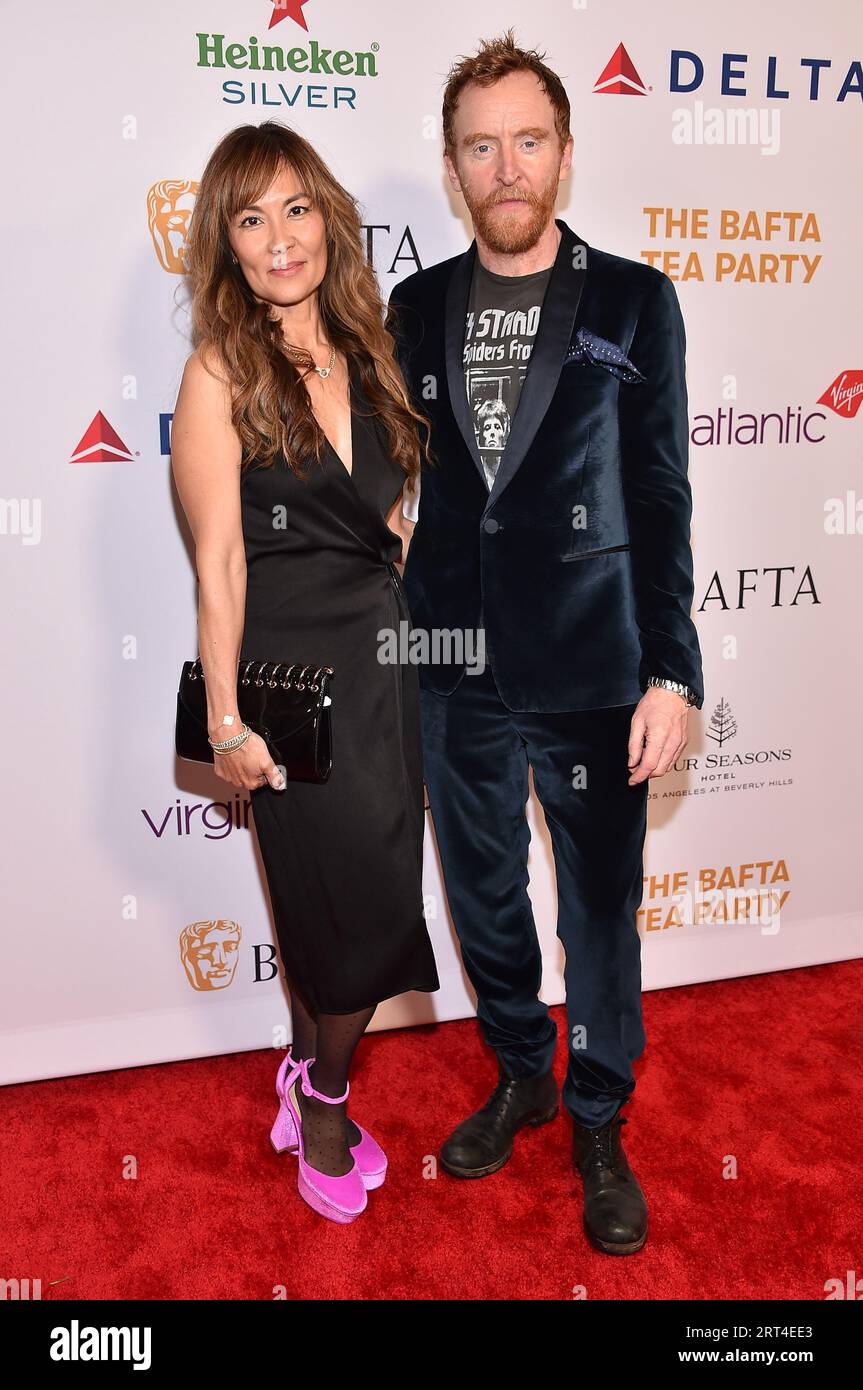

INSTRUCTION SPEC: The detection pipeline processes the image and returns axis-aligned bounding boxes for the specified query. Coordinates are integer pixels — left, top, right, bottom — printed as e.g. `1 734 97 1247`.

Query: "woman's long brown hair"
186 121 430 485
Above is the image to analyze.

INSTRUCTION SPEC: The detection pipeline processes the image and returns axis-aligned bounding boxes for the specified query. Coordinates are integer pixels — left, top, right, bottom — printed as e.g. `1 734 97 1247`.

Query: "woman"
171 121 440 1224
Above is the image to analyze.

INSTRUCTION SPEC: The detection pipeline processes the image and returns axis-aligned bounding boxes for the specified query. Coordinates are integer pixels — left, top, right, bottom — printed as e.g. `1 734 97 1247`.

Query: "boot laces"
484 1076 519 1121
581 1114 626 1175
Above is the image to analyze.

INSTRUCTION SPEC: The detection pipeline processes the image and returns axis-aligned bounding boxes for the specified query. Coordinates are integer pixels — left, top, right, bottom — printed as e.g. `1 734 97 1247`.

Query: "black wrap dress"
241 363 440 1014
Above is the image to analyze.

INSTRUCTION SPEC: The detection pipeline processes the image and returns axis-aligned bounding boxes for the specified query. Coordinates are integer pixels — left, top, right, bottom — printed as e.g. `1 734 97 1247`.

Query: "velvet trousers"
420 659 649 1128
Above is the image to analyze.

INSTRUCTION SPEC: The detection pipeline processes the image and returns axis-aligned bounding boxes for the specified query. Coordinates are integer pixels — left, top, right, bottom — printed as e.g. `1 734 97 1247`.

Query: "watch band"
644 676 701 708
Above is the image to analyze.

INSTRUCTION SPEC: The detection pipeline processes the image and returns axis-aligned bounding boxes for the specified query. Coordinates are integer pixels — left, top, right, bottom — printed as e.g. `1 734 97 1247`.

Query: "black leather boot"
571 1110 648 1254
440 1064 559 1178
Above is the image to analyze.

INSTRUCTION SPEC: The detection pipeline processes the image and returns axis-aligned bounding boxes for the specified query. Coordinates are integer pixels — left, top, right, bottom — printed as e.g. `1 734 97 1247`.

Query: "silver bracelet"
208 723 252 755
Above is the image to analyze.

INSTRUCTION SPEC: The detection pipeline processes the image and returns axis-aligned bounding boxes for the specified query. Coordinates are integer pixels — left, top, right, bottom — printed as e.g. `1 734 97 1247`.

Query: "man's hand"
627 687 690 785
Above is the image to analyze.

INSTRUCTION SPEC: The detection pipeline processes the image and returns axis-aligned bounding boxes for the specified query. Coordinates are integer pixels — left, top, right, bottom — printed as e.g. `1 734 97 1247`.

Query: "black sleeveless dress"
240 364 440 1015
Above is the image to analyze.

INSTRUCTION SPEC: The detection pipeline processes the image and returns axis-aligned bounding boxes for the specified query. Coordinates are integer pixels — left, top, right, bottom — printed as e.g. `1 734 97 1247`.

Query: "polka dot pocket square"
564 327 646 383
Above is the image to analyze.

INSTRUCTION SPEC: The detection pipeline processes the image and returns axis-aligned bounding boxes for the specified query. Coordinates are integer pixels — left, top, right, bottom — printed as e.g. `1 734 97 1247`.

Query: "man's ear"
443 150 463 194
558 135 574 183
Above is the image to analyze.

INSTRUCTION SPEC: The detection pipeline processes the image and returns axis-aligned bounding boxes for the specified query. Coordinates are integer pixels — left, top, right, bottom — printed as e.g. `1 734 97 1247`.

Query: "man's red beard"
462 171 560 255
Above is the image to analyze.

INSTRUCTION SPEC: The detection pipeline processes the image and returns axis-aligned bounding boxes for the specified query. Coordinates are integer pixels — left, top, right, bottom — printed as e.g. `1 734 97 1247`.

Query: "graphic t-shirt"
463 258 553 491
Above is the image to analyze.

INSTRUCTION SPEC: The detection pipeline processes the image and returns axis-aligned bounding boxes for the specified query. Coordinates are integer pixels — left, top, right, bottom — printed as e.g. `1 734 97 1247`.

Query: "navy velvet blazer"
386 217 704 713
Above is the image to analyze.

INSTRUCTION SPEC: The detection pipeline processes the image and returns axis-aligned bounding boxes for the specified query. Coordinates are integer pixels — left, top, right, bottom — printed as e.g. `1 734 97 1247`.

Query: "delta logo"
196 1 380 111
70 412 136 465
817 372 863 419
594 42 862 102
593 44 650 96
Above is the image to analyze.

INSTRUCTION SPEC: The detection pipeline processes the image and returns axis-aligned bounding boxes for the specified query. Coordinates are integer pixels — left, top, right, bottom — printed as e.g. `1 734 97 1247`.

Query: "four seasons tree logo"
705 698 738 747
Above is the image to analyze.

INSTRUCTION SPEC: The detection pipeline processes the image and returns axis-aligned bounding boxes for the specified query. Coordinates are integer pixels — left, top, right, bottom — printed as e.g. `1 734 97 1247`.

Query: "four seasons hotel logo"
705 698 738 749
665 697 793 788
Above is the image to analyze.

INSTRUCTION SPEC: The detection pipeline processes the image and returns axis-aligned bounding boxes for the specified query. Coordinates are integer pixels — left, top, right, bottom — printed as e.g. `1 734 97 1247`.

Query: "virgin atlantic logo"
817 371 863 419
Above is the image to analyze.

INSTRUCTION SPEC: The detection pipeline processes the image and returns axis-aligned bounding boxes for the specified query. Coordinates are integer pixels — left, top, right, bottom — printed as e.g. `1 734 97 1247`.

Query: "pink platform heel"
271 1050 387 1191
273 1053 368 1223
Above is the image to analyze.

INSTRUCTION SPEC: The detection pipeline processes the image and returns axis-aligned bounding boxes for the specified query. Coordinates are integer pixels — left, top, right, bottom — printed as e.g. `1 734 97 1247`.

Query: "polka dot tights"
287 983 375 1178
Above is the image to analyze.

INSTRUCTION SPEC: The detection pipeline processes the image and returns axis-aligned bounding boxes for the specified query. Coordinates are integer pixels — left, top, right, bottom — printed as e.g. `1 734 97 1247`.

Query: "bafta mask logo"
147 179 199 274
180 919 241 991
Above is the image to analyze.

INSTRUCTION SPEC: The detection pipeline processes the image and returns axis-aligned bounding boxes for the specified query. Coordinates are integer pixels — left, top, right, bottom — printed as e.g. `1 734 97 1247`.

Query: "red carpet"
2 960 860 1301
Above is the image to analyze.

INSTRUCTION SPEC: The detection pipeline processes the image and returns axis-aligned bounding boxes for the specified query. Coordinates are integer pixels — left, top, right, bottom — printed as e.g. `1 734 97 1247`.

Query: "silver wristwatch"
645 676 701 708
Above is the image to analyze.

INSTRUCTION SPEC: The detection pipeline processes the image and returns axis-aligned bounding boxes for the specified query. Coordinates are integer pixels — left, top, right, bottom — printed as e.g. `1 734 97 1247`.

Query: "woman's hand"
212 729 286 791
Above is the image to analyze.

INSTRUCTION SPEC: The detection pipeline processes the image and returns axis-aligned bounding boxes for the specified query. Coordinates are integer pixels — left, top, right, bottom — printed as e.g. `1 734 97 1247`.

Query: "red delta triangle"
594 43 648 96
70 411 134 464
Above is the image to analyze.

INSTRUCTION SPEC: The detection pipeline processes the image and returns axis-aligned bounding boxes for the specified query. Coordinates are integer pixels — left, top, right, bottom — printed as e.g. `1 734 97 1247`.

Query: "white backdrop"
3 0 861 1084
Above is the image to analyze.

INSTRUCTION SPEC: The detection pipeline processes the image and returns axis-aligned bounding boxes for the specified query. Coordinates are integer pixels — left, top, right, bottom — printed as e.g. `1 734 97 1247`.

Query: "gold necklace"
283 342 337 379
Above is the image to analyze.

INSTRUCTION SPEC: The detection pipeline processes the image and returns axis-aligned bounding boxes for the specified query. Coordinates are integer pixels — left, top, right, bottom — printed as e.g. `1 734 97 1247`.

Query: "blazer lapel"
444 238 487 492
484 219 588 511
445 219 589 511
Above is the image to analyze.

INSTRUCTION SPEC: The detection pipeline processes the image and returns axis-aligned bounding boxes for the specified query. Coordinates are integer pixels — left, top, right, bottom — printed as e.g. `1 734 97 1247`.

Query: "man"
387 31 704 1256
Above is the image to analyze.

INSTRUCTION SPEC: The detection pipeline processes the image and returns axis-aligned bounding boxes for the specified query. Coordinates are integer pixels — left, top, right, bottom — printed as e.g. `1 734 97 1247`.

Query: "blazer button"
483 518 499 534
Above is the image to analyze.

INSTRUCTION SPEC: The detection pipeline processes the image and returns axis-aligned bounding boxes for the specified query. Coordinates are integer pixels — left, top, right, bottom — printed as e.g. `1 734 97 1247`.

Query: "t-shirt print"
463 259 553 490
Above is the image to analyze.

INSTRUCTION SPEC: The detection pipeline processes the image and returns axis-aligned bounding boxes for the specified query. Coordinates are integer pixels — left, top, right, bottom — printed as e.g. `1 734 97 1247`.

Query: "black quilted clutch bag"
175 659 334 783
